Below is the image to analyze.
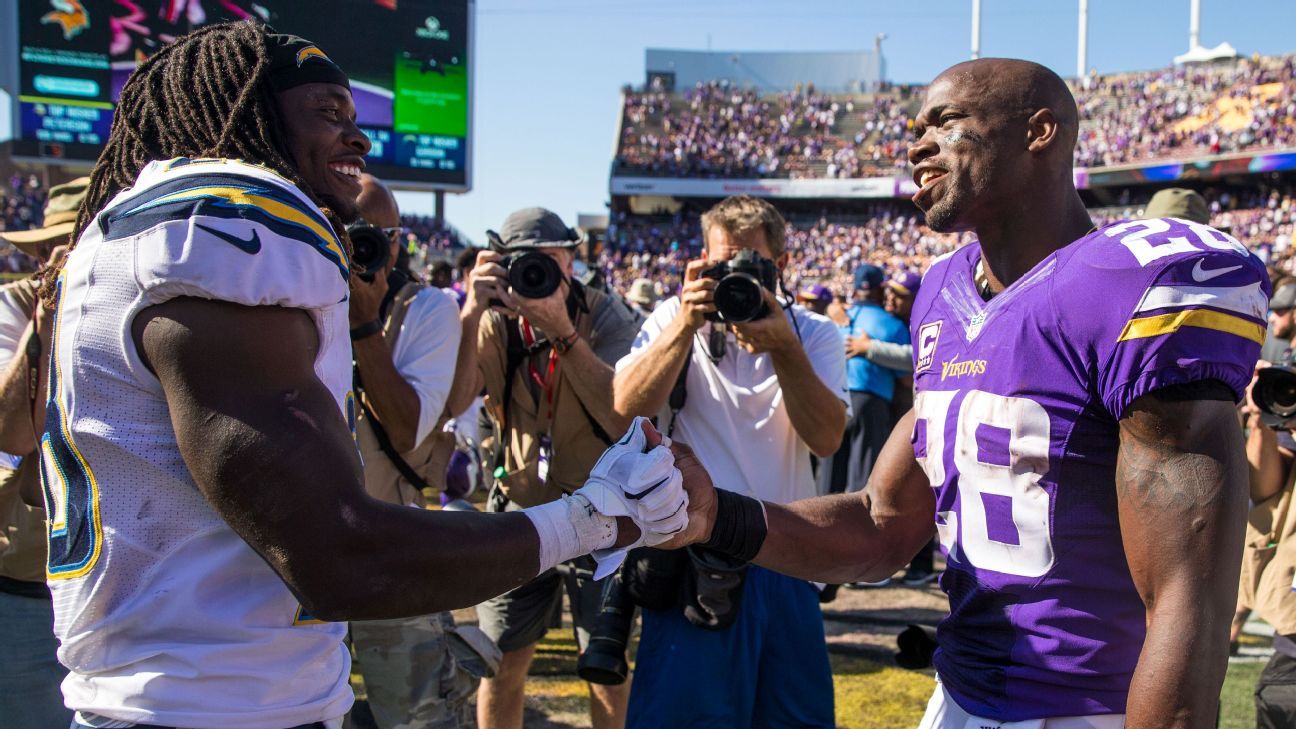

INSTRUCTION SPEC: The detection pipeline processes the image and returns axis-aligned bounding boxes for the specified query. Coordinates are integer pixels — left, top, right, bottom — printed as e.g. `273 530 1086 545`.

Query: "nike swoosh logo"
195 223 261 254
1191 259 1242 282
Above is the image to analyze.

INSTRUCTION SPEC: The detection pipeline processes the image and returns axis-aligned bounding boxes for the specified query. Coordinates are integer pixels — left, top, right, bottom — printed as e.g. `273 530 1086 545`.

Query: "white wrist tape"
523 493 618 576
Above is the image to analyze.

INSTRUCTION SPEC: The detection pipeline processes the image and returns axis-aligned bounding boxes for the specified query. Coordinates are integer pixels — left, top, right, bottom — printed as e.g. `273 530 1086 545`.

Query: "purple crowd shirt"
909 217 1269 720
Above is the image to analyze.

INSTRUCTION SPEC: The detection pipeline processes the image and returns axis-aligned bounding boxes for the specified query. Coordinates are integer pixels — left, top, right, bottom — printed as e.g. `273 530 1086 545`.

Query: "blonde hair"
700 195 787 257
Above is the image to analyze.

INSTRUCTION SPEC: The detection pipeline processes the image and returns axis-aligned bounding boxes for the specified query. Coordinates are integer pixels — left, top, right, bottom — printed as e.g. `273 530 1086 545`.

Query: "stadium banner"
610 176 897 199
1080 149 1296 189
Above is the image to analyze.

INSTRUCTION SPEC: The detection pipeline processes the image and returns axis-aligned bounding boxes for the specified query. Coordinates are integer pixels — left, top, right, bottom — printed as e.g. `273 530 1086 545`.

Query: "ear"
776 251 790 270
1025 108 1059 153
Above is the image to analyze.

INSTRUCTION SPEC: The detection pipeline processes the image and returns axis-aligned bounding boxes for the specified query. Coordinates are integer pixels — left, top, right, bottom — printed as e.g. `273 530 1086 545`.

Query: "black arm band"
701 489 768 564
350 319 383 341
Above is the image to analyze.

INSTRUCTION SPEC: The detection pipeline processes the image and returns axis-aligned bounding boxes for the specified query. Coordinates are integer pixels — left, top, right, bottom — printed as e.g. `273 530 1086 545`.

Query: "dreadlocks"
39 20 351 303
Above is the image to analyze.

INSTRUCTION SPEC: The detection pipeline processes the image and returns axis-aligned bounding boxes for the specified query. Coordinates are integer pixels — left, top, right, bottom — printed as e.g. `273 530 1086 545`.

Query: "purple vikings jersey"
909 217 1269 721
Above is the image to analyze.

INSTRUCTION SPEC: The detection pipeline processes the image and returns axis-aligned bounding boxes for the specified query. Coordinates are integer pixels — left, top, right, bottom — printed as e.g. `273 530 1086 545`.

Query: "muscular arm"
612 314 693 419
1117 395 1249 729
135 297 545 620
752 411 933 582
353 329 421 452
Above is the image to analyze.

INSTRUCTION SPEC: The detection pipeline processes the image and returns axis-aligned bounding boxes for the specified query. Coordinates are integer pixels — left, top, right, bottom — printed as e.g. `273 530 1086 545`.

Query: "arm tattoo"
1116 423 1228 515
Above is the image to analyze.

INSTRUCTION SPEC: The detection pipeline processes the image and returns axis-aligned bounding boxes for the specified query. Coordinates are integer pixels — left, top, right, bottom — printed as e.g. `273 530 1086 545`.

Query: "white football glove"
576 416 689 578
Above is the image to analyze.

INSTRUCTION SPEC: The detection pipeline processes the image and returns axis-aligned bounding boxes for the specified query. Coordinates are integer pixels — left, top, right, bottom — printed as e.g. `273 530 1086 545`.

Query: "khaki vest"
356 282 454 508
1240 466 1296 636
0 278 48 584
478 287 615 508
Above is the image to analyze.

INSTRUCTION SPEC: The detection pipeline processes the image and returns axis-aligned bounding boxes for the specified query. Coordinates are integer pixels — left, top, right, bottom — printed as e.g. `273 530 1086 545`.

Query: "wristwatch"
350 319 383 341
553 330 580 355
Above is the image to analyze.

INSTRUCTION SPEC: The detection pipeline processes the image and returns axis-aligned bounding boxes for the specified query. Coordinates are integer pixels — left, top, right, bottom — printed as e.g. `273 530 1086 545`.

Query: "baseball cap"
627 278 657 307
1271 283 1296 311
0 177 89 255
853 264 884 292
796 284 832 304
886 271 922 297
486 207 582 251
1144 188 1210 225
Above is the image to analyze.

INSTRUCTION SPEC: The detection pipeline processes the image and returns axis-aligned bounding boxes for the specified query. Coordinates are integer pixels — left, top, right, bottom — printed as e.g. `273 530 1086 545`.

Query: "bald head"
357 173 400 229
931 58 1079 156
908 58 1082 233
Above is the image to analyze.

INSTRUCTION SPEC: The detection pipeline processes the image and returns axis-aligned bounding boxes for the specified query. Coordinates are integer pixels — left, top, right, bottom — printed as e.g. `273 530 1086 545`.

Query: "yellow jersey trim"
1117 308 1266 345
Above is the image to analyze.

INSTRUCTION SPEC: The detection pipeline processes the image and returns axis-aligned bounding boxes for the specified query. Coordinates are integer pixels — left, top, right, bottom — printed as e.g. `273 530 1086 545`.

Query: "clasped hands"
576 416 717 577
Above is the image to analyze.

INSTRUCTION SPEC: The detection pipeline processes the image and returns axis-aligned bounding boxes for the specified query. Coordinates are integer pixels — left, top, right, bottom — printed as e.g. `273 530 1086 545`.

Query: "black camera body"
501 250 564 299
346 223 391 282
1254 364 1296 428
700 249 778 323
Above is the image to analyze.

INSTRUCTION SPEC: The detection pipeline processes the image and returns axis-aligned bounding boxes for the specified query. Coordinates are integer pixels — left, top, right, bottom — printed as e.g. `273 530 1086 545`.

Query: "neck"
975 188 1093 295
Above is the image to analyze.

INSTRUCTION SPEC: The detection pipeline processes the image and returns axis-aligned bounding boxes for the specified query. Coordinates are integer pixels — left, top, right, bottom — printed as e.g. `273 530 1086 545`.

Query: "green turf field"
351 618 1273 727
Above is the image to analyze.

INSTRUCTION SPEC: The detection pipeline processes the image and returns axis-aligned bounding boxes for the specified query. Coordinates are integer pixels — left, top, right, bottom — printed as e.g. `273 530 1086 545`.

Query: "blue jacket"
842 302 909 400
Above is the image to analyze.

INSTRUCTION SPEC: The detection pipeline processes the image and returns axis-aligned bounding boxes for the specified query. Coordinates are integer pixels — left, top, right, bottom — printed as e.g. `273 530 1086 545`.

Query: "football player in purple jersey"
662 58 1266 728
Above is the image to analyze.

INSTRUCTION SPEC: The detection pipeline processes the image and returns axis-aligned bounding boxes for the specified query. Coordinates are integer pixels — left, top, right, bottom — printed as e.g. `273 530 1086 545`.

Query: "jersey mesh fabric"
909 218 1268 721
45 159 354 728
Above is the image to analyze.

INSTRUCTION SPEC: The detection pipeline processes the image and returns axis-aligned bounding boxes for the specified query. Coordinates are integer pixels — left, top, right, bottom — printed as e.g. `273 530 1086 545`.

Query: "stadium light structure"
1190 0 1200 50
970 0 981 59
1173 0 1238 65
1077 0 1088 79
875 33 887 84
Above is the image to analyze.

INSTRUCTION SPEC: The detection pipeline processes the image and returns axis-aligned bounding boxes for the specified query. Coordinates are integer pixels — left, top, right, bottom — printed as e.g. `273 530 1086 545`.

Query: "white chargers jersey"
42 158 357 728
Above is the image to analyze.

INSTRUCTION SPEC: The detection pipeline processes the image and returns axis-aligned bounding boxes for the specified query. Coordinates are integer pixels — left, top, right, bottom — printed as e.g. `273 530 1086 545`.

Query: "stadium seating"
600 188 1296 303
614 54 1296 180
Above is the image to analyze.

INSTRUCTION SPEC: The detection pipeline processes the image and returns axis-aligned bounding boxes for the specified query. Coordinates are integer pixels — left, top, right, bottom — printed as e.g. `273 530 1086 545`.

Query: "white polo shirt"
616 296 848 505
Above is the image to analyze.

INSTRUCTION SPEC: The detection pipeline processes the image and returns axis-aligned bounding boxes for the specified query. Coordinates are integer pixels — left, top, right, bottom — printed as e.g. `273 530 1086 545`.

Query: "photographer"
1241 347 1296 729
444 207 639 729
347 175 488 729
611 195 848 727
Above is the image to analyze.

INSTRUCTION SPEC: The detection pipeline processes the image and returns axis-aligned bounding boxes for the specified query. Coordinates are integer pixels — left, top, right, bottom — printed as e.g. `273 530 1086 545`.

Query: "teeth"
330 164 361 178
919 170 944 188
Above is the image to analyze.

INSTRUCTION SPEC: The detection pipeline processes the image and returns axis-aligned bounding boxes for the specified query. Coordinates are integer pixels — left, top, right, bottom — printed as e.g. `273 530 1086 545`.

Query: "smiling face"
274 82 371 222
907 74 1014 233
907 60 1075 234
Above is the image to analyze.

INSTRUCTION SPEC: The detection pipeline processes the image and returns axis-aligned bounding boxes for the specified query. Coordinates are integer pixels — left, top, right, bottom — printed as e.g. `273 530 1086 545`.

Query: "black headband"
264 31 350 93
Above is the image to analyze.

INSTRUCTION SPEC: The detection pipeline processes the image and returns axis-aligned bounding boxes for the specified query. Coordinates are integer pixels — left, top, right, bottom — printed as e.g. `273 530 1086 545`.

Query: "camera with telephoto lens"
501 250 564 299
1253 364 1296 428
699 248 779 323
346 223 391 282
576 569 636 685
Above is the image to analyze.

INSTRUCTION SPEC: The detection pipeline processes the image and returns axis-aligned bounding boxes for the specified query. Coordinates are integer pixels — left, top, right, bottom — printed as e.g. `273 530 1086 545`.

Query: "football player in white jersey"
38 22 687 729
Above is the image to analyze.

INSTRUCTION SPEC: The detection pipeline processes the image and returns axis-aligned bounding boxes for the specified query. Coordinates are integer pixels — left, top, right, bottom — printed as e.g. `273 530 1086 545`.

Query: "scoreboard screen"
10 0 474 191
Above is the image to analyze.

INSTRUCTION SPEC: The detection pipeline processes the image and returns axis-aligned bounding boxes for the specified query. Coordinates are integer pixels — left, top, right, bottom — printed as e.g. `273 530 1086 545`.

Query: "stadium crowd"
598 186 1296 306
0 176 47 274
616 52 1296 180
616 80 911 179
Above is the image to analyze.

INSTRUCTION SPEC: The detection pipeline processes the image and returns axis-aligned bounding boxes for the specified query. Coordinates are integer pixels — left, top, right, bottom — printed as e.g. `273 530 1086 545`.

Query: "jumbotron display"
11 0 474 191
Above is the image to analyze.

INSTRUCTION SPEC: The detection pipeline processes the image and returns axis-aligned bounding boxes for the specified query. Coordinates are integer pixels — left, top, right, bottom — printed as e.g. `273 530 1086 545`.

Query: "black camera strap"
353 280 433 491
666 354 690 439
501 283 613 449
355 389 432 491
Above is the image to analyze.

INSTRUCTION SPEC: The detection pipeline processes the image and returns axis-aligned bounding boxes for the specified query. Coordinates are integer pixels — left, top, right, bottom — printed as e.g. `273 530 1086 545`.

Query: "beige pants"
349 613 485 729
918 677 1125 729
